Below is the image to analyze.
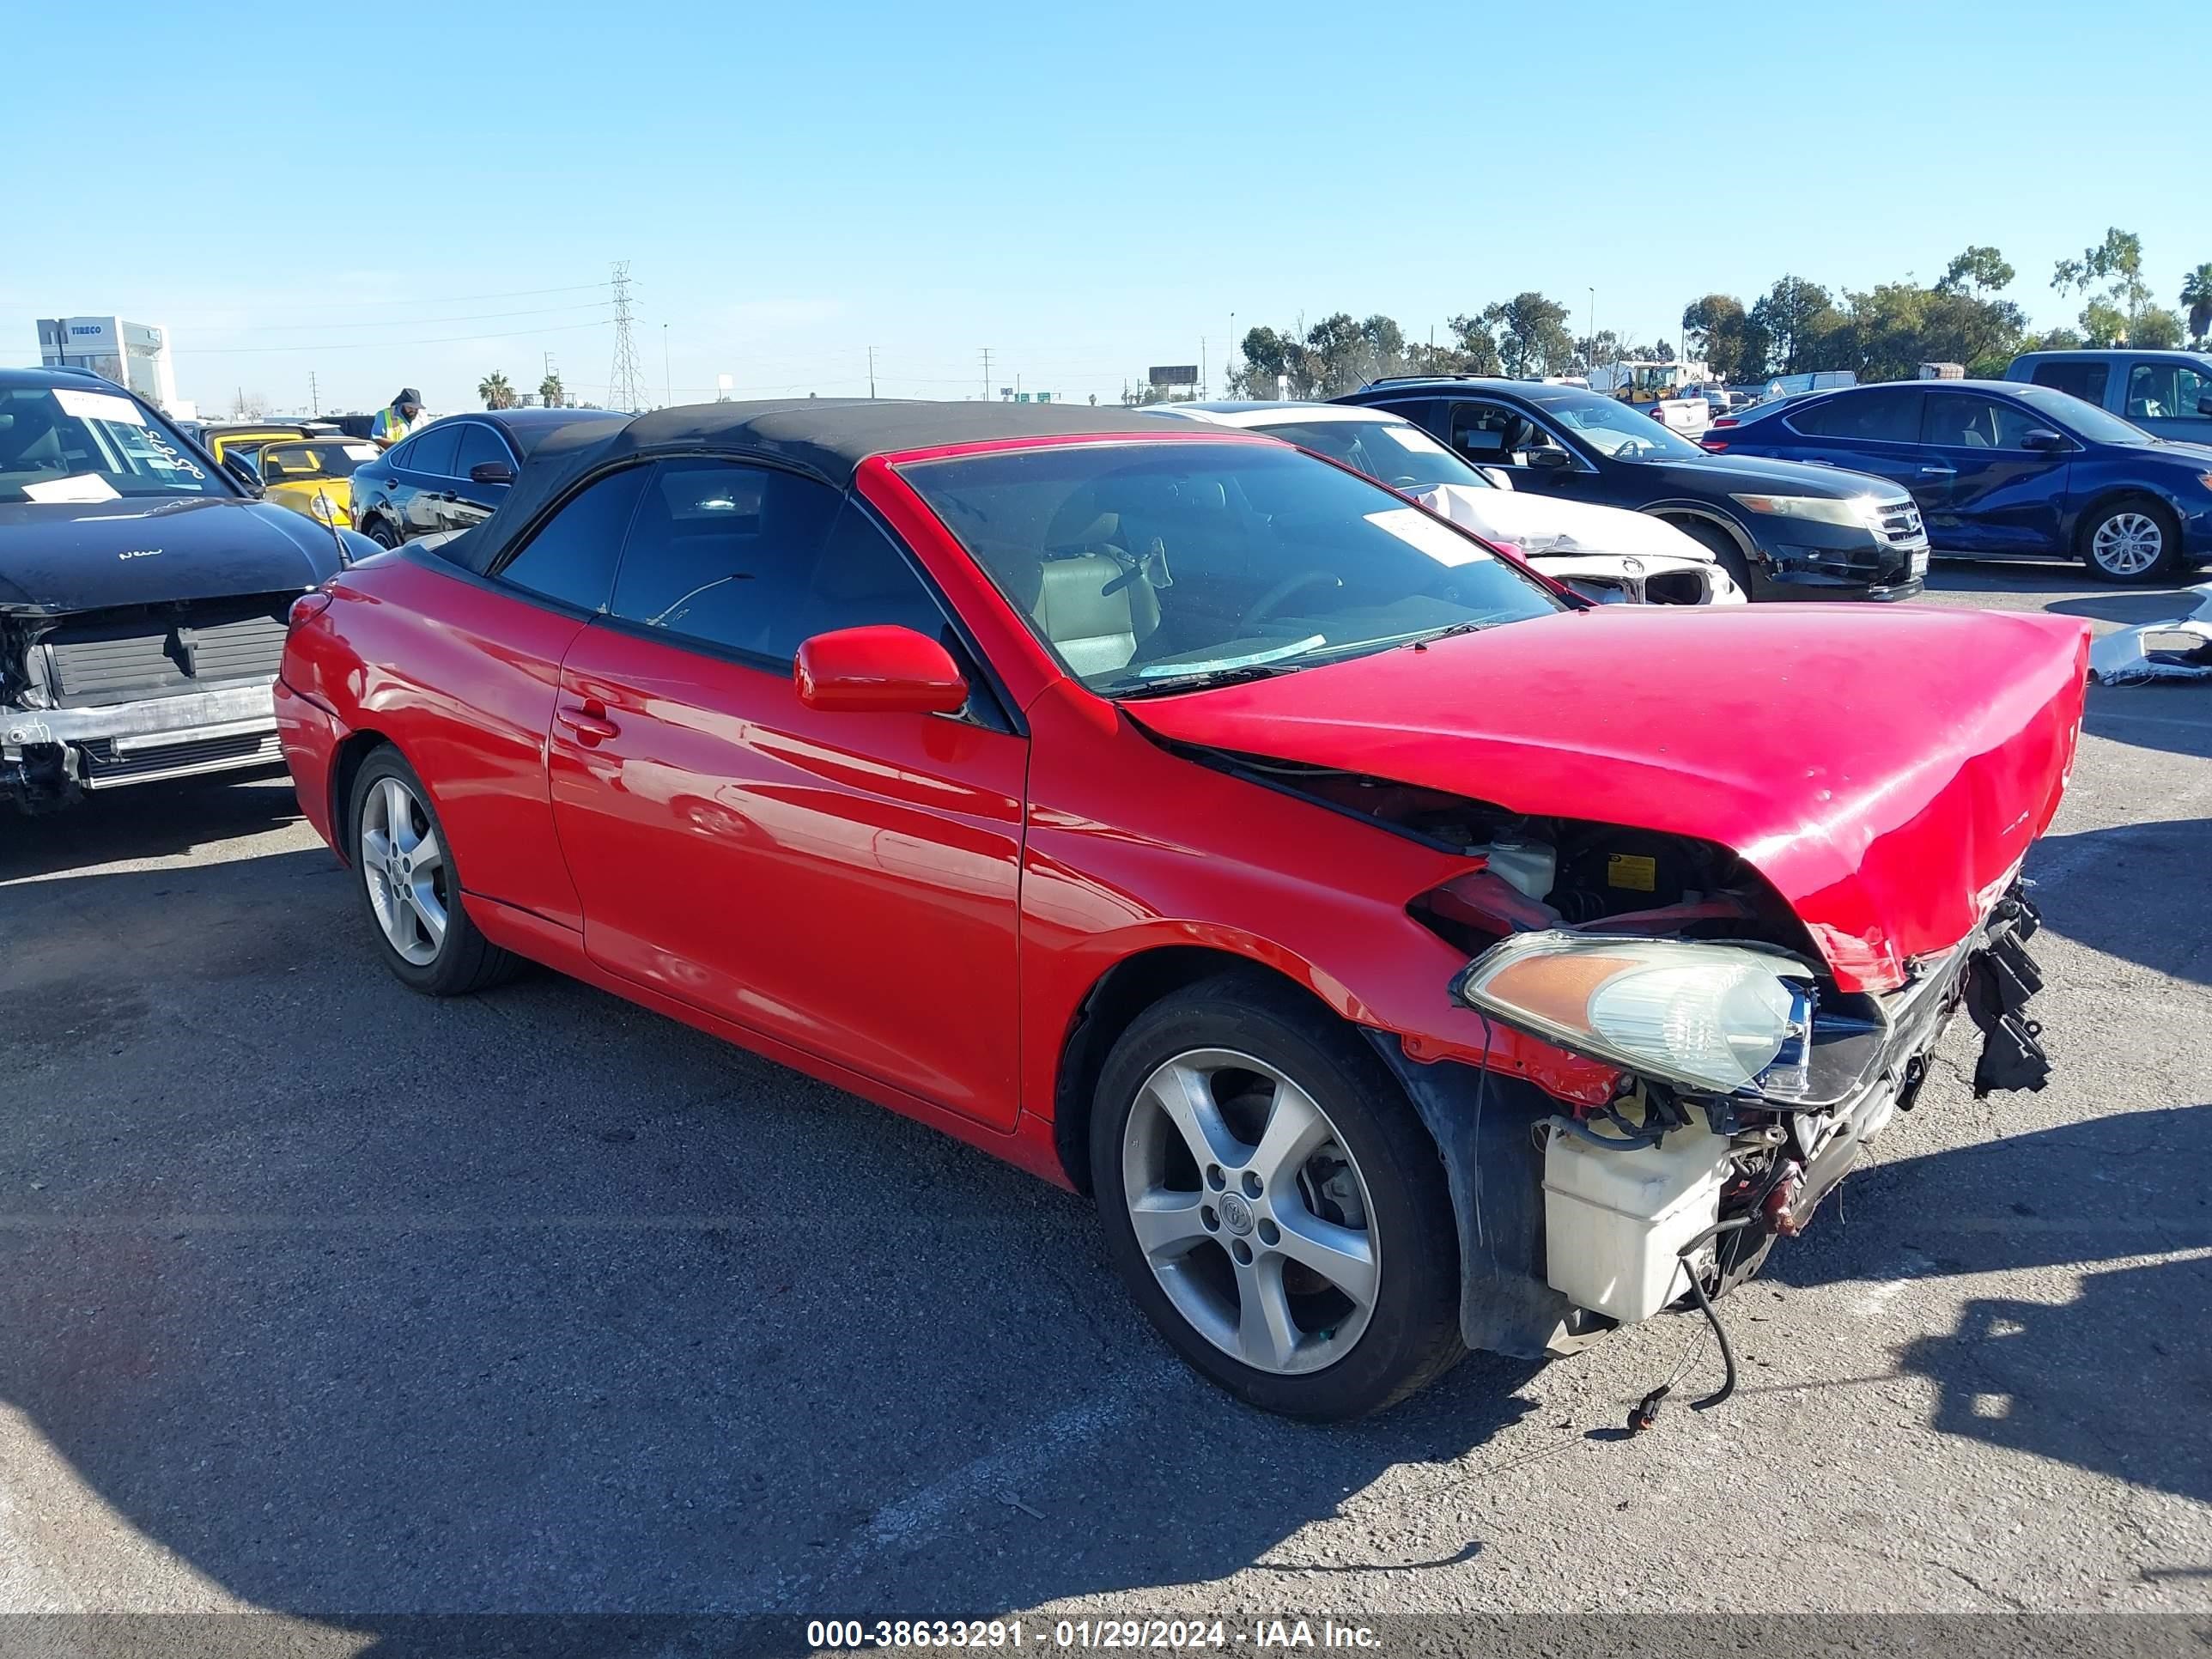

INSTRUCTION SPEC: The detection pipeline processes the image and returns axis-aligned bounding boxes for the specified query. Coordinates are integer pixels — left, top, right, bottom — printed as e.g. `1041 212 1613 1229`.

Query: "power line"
173 318 614 355
206 300 614 335
607 262 648 413
165 282 615 324
980 346 992 401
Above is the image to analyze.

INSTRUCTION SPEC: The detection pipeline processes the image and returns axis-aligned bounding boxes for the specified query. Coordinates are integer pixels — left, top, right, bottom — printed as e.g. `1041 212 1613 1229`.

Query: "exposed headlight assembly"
1454 932 1816 1095
1728 492 1890 530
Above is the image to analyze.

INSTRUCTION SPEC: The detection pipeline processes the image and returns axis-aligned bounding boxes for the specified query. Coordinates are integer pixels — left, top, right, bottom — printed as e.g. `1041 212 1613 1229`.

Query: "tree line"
1228 230 2212 400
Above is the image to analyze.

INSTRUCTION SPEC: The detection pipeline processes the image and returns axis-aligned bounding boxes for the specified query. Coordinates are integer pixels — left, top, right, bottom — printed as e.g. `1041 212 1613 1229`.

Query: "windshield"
1543 393 1707 462
256 439 380 483
0 385 228 504
2010 382 2155 446
1253 417 1491 492
901 441 1564 696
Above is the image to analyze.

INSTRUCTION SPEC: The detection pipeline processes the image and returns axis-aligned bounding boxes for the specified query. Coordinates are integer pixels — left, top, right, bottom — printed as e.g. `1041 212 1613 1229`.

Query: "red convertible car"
277 401 2087 1419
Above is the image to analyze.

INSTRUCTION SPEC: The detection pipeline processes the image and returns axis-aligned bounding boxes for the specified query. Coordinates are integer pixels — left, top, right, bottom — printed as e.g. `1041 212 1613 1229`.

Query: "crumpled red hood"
1127 604 2089 992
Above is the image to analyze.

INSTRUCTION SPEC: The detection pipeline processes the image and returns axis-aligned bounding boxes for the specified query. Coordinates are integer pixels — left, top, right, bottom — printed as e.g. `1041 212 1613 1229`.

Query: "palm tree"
477 370 516 410
538 371 564 409
2182 264 2212 348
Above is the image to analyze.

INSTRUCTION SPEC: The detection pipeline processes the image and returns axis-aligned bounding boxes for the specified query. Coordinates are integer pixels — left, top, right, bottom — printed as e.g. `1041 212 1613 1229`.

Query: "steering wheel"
1240 569 1342 630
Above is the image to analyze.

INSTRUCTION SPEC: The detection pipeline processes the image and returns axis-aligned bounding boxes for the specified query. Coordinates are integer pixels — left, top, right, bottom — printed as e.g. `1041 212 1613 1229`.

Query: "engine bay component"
1541 1115 1735 1323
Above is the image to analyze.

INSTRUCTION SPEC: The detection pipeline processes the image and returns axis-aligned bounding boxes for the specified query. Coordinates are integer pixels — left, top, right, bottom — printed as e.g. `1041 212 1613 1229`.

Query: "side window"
797 501 954 648
1446 401 1523 463
2126 362 2210 423
451 422 512 480
1785 388 1922 442
607 459 843 661
405 422 460 478
1921 394 2040 450
495 465 649 611
2030 360 2110 404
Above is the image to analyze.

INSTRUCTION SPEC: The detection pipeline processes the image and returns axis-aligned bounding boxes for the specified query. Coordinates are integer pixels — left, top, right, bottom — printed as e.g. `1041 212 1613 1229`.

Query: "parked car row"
1334 377 1930 601
1704 372 2212 580
270 396 2083 1420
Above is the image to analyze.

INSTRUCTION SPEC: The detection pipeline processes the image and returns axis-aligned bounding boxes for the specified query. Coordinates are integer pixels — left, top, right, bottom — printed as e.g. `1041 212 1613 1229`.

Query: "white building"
35 316 180 411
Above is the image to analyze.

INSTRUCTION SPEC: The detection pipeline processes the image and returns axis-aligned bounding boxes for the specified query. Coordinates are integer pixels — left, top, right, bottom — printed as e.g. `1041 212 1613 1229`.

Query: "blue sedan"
1702 379 2212 581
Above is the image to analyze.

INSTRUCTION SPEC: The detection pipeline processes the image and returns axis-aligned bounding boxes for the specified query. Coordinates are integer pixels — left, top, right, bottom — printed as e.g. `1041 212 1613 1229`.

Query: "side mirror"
2197 392 2212 417
794 625 968 714
1528 447 1574 471
2019 428 2071 453
469 461 515 485
222 454 264 495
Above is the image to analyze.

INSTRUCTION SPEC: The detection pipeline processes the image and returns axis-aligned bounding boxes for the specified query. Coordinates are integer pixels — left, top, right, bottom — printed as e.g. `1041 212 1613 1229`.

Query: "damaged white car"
1148 401 1743 605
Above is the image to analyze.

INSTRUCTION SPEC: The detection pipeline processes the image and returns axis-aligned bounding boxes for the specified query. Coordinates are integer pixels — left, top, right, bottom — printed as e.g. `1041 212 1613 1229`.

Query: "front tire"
1090 972 1463 1419
347 747 515 996
1671 517 1759 598
2081 496 2180 582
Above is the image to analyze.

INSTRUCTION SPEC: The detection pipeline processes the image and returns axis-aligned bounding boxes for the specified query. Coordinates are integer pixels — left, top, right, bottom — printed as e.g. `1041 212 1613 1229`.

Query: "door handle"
1918 465 1956 477
438 489 459 501
555 702 620 744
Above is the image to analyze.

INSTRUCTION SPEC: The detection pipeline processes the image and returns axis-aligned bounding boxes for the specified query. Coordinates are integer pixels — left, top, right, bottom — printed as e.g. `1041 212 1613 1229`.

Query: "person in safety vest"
371 388 425 445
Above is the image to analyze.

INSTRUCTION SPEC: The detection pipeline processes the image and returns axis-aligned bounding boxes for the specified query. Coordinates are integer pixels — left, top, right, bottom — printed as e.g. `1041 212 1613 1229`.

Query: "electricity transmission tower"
607 261 647 411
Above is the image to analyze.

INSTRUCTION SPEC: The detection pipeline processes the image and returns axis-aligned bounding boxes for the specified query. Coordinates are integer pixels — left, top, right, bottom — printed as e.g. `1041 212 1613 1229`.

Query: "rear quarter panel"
281 550 592 929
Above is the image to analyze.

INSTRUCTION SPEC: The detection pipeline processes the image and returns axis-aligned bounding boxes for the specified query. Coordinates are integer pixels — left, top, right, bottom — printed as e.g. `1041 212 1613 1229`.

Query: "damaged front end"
1212 750 2057 1364
1 594 301 812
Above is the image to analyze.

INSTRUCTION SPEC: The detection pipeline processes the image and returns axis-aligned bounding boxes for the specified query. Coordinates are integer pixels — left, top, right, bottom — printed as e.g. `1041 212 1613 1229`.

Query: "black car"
0 366 374 812
350 407 631 549
1333 377 1929 600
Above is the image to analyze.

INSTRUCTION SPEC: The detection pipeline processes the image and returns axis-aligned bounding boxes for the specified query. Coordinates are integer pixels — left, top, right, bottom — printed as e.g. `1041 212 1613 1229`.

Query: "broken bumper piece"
2088 583 2212 684
2 681 281 805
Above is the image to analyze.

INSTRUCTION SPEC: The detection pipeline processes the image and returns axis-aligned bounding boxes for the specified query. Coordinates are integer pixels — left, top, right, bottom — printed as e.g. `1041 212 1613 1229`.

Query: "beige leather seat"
1028 553 1161 677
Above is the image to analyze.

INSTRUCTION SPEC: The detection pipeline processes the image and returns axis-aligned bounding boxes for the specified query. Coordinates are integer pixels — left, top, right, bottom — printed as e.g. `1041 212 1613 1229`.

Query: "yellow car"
199 423 314 465
248 437 381 528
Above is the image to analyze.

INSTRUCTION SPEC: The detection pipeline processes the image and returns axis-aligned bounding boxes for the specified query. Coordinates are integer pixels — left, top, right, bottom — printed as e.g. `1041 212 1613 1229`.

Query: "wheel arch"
1646 501 1757 557
1050 944 1352 1196
327 726 398 865
2069 483 2180 552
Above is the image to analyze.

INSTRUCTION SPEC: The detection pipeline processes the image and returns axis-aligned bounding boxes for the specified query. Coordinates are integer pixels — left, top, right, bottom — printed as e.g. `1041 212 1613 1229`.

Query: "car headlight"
309 493 337 523
1729 492 1889 530
1453 932 1815 1094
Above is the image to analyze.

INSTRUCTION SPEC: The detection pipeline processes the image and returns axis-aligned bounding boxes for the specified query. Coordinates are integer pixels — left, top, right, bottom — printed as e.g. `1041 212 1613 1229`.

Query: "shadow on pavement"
1770 1104 2212 1508
2029 817 2212 981
0 843 1545 1648
0 772 301 884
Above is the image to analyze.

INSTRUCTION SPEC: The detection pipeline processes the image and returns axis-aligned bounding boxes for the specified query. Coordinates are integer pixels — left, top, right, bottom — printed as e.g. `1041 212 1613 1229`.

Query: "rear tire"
347 747 515 996
1090 971 1463 1419
2081 495 2180 583
363 517 400 550
1670 517 1759 598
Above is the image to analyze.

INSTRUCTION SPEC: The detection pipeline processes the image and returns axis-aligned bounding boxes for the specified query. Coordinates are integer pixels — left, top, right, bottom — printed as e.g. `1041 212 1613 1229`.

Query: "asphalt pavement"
2 557 2208 1647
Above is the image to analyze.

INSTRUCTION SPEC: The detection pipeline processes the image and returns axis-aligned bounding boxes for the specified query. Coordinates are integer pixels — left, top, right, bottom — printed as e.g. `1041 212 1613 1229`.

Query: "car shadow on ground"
2030 817 2212 981
1767 1104 2212 1510
1928 558 2201 629
0 843 1548 1648
0 773 301 884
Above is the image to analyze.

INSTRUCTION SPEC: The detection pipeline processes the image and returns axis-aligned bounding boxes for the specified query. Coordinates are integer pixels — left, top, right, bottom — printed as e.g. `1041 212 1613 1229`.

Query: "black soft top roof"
458 398 1181 574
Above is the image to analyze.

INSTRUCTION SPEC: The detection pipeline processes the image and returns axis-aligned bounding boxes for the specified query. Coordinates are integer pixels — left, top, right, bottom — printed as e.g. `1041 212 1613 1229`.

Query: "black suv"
1334 377 1929 600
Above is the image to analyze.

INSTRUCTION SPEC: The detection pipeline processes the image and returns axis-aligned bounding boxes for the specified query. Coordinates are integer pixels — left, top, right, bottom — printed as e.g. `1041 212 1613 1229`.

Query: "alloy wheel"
2092 511 2164 576
359 775 448 966
1120 1048 1381 1376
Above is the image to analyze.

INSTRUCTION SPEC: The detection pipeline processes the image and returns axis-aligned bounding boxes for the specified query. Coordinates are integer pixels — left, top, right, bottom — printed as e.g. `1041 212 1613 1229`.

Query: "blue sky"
6 0 2203 416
